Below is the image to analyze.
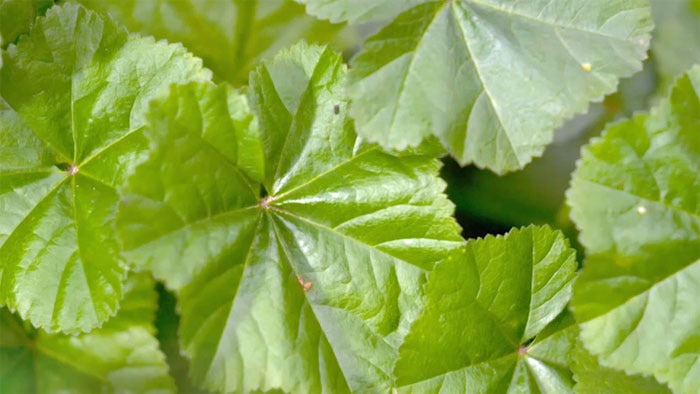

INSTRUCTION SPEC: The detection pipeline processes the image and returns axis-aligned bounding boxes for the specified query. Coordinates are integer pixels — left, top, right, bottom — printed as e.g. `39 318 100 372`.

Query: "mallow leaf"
0 0 53 49
571 333 671 394
650 0 700 90
73 0 351 84
118 42 465 392
348 0 653 174
394 225 578 392
0 274 175 393
568 66 700 393
0 3 210 333
295 0 423 23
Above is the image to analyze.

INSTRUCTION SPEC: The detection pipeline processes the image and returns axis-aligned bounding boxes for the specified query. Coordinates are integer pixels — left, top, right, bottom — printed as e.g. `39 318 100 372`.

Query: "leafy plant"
0 0 698 393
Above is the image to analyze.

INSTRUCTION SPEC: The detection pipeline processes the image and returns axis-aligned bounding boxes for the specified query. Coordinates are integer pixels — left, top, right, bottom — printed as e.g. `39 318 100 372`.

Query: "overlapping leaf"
0 0 53 72
117 42 464 392
0 0 53 49
568 66 700 393
650 0 700 90
0 274 175 393
0 3 210 333
571 333 671 394
348 0 653 174
73 0 352 84
394 226 578 392
295 0 422 23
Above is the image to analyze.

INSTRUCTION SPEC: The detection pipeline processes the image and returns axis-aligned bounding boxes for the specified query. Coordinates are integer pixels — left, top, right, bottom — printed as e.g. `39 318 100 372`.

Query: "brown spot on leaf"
297 275 312 292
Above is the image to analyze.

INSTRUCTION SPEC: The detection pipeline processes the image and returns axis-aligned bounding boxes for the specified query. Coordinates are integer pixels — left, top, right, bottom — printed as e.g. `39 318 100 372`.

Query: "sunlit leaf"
395 226 578 392
118 42 464 392
0 3 210 333
348 0 653 174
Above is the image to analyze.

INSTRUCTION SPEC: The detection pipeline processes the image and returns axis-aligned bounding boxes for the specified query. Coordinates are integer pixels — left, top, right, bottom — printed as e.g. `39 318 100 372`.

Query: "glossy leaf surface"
395 226 578 392
0 274 175 393
569 66 700 393
73 0 352 84
348 0 653 174
0 3 210 333
118 43 464 392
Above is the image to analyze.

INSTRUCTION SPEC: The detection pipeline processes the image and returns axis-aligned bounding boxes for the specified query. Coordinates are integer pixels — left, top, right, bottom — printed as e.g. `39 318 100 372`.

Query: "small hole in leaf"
259 186 274 209
259 187 274 210
55 162 71 171
56 162 79 175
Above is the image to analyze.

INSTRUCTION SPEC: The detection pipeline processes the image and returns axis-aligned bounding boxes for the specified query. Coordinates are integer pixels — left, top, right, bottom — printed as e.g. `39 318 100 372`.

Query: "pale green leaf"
72 0 353 84
650 0 700 91
395 226 578 392
568 66 700 393
348 0 652 174
117 81 263 289
0 274 175 393
0 3 210 333
295 0 423 23
118 42 464 392
571 333 671 394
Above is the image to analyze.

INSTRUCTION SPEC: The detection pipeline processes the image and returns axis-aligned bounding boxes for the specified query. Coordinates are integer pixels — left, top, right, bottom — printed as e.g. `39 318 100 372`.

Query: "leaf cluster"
0 1 698 393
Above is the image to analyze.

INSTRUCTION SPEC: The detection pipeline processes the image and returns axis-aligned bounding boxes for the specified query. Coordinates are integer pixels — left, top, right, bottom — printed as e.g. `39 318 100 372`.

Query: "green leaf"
568 66 700 393
0 3 210 333
395 226 578 392
295 0 423 23
117 81 264 289
0 274 175 393
0 0 53 49
650 0 700 91
348 0 653 174
72 0 353 84
118 42 464 392
571 333 671 394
